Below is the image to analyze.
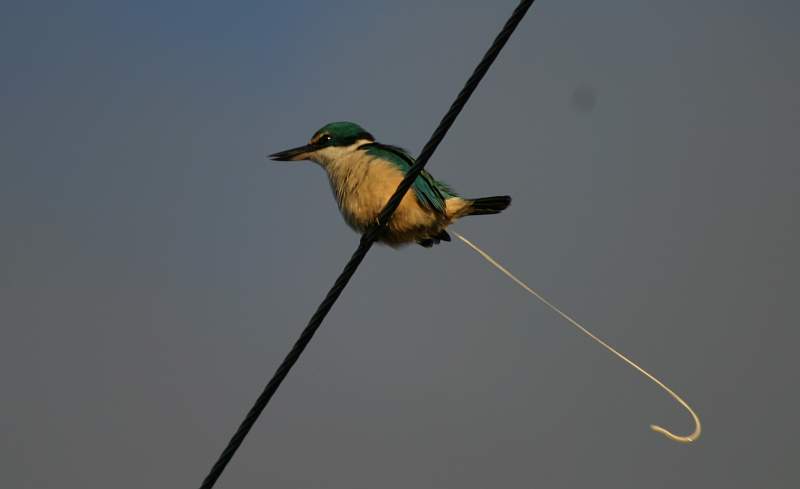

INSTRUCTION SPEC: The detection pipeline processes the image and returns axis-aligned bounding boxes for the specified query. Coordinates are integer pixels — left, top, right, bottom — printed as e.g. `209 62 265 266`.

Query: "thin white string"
453 230 701 443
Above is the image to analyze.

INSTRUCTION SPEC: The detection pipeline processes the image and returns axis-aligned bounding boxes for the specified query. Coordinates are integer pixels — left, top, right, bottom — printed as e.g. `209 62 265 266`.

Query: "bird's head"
269 121 375 165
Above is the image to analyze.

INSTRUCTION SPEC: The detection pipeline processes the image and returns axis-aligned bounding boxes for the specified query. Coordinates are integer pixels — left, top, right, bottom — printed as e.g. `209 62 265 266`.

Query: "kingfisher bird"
270 121 511 248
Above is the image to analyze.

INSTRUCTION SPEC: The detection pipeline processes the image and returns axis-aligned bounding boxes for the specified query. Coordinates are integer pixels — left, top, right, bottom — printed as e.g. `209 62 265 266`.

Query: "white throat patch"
309 139 373 167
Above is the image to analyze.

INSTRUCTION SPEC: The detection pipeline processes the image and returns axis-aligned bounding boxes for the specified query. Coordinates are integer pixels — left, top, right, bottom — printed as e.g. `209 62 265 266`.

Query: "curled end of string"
646 375 702 444
650 407 702 443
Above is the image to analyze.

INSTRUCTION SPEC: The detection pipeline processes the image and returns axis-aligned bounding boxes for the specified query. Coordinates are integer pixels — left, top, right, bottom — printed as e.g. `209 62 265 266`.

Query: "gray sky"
1 1 798 488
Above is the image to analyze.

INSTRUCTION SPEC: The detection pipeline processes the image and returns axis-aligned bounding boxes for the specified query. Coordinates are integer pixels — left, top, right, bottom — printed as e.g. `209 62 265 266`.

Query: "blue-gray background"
2 1 798 488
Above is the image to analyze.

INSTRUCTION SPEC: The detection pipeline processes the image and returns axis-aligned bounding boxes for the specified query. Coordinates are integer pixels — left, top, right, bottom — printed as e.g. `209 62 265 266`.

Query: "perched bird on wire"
269 121 702 444
270 121 510 247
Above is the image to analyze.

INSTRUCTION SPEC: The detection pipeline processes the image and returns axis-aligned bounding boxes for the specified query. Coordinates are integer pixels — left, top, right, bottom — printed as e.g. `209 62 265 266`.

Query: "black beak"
269 144 317 161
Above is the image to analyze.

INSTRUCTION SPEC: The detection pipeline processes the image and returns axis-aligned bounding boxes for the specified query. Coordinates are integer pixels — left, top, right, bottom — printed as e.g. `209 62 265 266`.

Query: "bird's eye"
318 134 332 144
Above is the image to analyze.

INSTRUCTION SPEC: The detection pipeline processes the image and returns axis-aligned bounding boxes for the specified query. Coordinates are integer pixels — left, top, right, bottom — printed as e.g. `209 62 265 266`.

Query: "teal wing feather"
363 143 458 215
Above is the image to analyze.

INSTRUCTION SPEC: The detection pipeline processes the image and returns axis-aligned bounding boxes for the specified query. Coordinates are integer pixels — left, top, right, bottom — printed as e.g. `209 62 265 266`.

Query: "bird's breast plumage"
324 151 405 229
310 144 471 246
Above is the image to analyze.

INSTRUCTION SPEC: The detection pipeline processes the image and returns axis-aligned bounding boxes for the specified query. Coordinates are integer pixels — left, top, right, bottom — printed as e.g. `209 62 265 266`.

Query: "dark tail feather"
467 195 511 216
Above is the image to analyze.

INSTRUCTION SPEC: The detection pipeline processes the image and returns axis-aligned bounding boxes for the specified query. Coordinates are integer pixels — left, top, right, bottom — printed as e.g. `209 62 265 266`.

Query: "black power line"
199 1 536 487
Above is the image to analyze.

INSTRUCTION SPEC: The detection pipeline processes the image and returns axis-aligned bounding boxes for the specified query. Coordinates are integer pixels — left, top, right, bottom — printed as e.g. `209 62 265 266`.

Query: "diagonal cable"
199 1 536 487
